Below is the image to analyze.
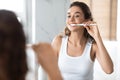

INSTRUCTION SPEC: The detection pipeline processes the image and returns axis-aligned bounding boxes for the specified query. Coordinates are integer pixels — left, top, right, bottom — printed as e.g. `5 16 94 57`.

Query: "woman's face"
66 6 85 31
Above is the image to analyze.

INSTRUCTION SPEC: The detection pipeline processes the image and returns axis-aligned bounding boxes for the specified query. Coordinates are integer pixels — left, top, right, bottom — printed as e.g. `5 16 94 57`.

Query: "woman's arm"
84 21 113 74
32 42 63 80
94 36 113 74
51 35 62 58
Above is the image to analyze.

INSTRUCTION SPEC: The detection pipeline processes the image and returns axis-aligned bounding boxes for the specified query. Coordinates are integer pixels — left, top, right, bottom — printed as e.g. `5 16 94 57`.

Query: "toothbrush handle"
89 24 97 26
77 24 97 26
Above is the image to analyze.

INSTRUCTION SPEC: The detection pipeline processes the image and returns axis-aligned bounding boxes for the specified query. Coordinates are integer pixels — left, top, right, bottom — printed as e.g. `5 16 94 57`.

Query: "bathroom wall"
35 0 70 43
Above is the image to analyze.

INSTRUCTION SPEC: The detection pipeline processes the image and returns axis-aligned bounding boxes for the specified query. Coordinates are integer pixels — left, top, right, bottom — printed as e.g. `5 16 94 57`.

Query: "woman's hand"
83 21 101 40
32 42 62 80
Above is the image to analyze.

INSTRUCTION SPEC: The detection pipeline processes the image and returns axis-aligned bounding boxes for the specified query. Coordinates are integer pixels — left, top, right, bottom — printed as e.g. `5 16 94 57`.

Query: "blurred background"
0 0 119 80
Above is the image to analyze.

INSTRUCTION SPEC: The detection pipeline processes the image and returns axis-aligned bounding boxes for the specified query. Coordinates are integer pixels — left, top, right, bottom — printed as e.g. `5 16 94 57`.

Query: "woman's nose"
69 16 75 22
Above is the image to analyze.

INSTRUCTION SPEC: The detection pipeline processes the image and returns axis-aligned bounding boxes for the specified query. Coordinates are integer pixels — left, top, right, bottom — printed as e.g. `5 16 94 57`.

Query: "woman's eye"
67 15 71 18
75 15 80 18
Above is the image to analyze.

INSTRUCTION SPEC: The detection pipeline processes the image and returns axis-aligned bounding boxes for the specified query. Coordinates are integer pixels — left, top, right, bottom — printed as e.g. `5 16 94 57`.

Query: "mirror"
0 0 119 80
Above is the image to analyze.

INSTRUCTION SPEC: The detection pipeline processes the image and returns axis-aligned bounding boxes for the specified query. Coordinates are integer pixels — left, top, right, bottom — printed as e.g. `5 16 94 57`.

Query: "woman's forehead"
67 6 83 14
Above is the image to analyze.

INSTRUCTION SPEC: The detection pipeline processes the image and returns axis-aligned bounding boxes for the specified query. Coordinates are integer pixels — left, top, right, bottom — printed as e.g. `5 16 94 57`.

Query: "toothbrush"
70 24 97 27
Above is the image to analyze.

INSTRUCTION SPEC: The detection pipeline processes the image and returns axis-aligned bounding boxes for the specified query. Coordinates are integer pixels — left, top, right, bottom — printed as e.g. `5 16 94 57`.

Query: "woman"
0 10 28 80
52 1 113 80
0 10 63 80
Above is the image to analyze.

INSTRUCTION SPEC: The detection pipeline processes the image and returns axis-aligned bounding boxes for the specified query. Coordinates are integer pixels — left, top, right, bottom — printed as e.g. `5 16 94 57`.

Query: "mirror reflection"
0 0 119 80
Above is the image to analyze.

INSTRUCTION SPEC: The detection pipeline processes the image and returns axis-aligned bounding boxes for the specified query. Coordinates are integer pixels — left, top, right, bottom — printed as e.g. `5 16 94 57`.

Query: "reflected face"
66 6 85 31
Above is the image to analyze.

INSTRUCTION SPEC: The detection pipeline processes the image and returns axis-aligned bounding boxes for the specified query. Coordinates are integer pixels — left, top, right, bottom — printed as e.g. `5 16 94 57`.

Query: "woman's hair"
64 1 94 41
0 10 28 80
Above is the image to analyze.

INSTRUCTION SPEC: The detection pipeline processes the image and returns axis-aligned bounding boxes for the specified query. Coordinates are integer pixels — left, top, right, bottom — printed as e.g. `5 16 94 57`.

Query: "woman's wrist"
94 34 103 44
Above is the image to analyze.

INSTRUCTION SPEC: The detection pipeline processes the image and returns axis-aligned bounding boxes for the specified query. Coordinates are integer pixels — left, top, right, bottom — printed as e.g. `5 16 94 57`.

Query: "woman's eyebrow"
67 11 81 15
74 11 81 15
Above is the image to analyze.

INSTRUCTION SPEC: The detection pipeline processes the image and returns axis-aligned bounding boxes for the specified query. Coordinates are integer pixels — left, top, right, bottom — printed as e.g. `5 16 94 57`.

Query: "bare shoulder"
52 34 63 47
52 35 63 55
52 35 62 45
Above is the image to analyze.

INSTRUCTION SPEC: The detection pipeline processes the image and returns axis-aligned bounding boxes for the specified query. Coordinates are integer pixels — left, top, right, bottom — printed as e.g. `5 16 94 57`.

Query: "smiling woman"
52 1 113 80
0 0 118 80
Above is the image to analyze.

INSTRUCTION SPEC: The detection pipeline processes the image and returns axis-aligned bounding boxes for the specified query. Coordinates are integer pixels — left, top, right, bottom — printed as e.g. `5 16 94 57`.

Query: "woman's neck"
68 31 86 47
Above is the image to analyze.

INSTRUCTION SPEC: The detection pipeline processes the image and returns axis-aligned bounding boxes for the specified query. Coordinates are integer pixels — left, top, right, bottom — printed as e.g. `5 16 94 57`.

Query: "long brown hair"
0 10 28 80
64 1 94 41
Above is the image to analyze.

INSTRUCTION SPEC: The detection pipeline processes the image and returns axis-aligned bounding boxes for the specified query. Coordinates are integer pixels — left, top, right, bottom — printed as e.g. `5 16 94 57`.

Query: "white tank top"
58 36 94 80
